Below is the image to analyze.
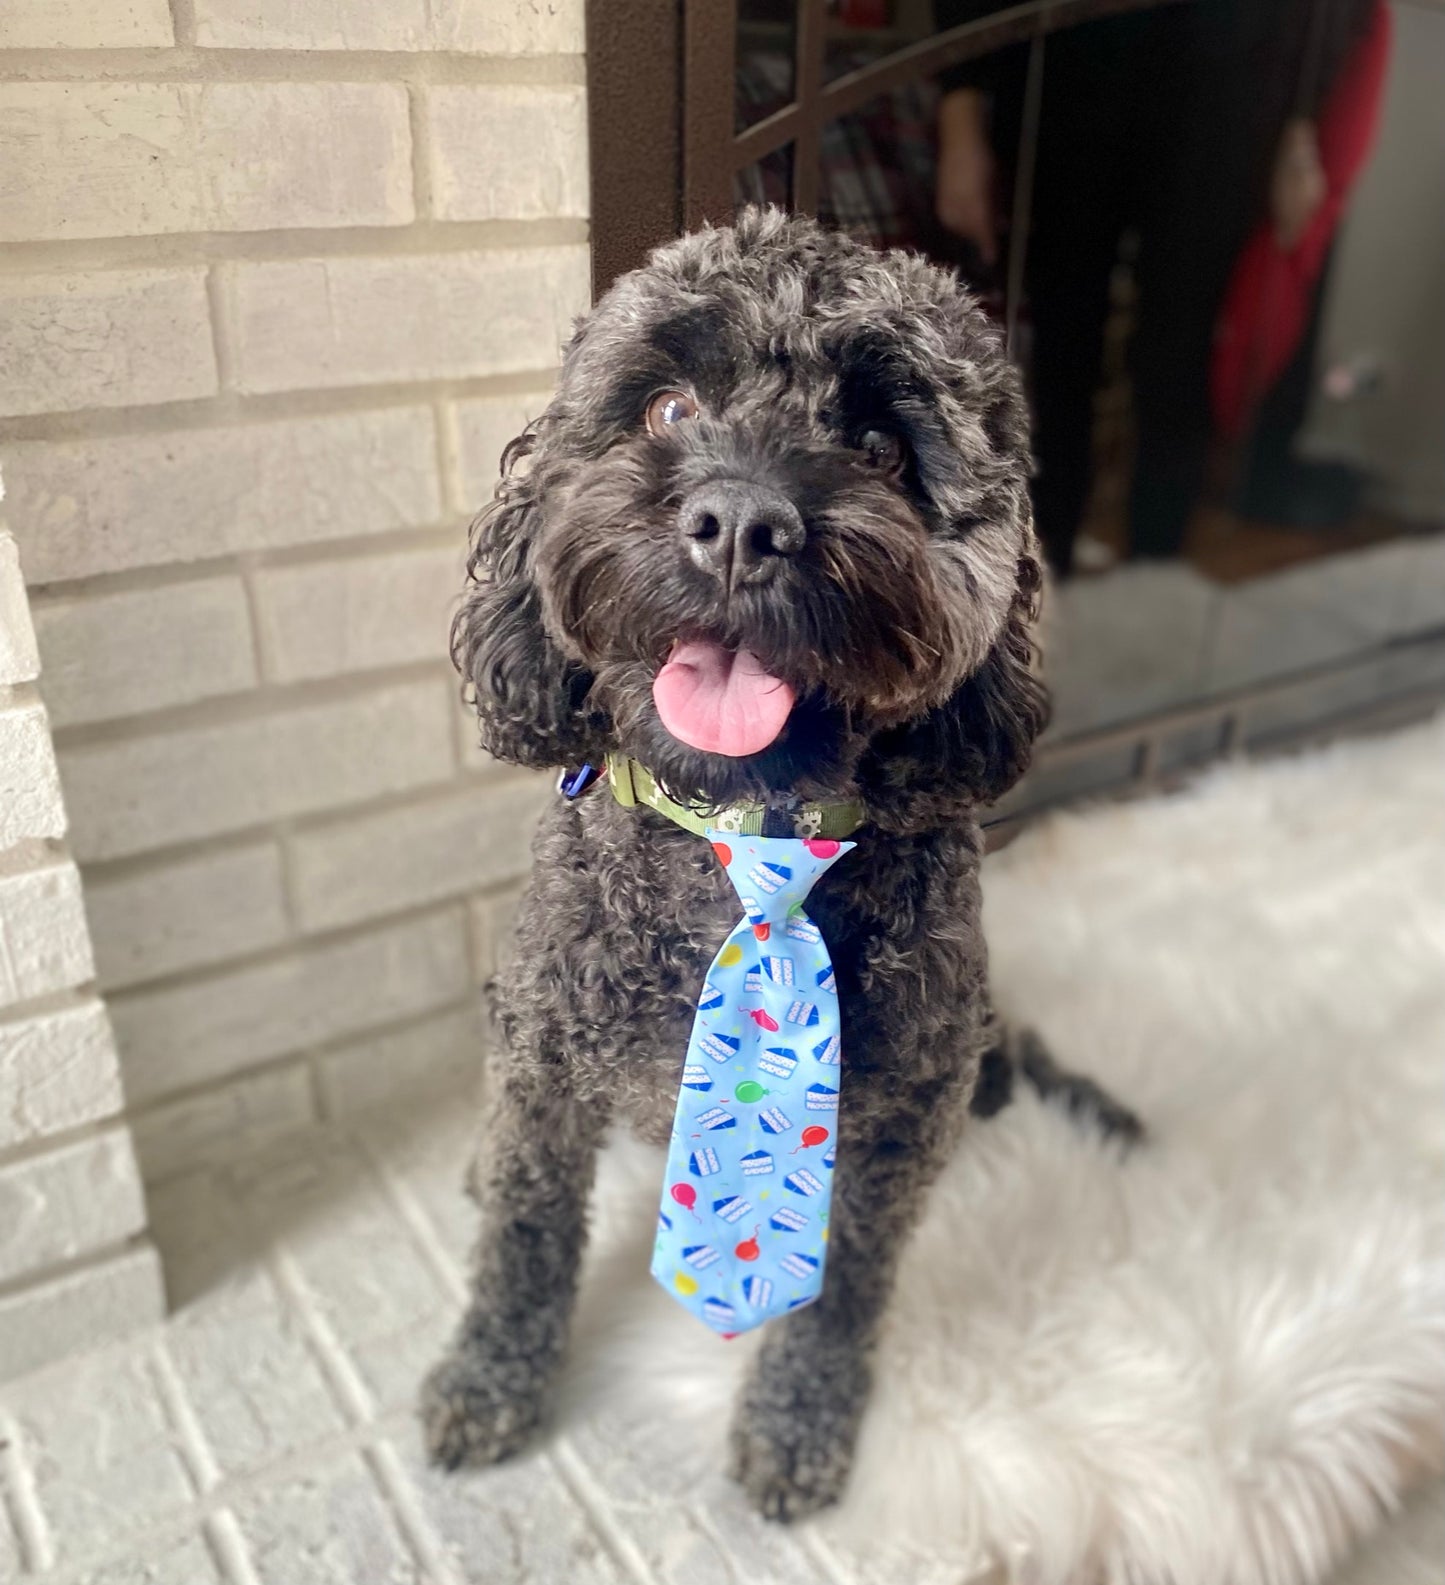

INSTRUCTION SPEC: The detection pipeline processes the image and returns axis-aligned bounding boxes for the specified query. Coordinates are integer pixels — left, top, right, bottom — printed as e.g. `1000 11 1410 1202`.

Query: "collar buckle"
556 763 603 801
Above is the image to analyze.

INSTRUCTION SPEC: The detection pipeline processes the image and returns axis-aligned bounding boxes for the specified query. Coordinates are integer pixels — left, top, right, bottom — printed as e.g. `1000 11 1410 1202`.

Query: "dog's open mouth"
651 641 795 758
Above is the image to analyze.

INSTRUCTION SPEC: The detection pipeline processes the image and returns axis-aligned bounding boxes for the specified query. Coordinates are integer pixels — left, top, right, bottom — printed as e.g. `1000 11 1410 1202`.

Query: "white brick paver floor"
0 1098 888 1585
2 1093 1436 1585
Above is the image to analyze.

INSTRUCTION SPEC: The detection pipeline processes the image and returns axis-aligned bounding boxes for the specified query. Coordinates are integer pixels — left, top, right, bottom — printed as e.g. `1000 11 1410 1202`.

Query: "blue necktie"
652 831 855 1334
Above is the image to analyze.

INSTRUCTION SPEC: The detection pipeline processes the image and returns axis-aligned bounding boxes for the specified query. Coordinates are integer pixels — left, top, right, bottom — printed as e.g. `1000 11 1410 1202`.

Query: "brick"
469 883 524 984
567 1412 827 1585
0 1245 163 1386
232 1452 423 1585
290 778 545 932
194 0 583 52
0 1519 19 1584
266 1135 450 1362
358 1098 475 1262
83 1534 225 1585
316 1001 484 1117
132 1062 315 1182
145 1166 249 1304
0 83 412 244
195 0 432 49
232 246 589 394
0 531 41 686
58 677 456 862
0 858 94 1012
253 543 461 684
0 1325 187 1547
453 391 551 508
429 86 588 221
85 841 289 991
0 699 66 848
164 1264 348 1478
5 408 443 583
344 1306 453 1417
0 268 216 419
112 908 470 1104
434 0 585 54
32 576 256 727
0 1242 162 1382
456 697 488 772
0 999 123 1150
0 0 173 48
0 1128 149 1283
396 1420 627 1585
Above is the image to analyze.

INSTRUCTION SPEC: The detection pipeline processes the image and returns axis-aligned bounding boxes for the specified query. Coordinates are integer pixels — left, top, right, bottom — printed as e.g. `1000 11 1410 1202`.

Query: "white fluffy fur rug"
557 715 1445 1585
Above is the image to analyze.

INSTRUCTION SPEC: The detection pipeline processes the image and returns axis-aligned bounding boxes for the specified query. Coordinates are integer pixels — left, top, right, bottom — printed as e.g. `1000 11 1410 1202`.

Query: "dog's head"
454 208 1046 831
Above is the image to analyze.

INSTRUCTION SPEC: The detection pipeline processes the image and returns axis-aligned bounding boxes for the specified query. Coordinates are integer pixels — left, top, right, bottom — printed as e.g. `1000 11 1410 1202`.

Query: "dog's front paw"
420 1346 547 1470
728 1400 856 1522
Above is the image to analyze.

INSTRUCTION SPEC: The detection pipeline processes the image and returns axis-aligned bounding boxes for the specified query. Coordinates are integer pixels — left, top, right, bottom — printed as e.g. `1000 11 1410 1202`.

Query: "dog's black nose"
678 481 804 590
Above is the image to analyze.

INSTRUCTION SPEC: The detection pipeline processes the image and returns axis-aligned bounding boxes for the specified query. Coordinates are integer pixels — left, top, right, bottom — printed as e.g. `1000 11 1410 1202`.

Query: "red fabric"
1210 0 1392 438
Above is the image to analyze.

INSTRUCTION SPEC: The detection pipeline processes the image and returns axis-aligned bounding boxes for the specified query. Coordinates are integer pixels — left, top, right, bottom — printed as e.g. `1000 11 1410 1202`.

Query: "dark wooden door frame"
584 0 686 299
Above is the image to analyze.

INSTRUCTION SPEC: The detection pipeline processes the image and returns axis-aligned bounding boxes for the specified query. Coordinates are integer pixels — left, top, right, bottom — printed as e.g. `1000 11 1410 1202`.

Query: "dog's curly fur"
422 209 1119 1520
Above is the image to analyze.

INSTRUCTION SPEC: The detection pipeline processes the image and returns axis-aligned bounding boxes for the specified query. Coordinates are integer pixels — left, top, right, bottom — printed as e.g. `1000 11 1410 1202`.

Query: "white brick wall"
4 408 444 582
0 0 173 49
0 1000 124 1150
287 776 545 932
454 391 552 503
0 13 587 1197
0 858 94 1011
131 1062 315 1182
230 247 589 393
0 83 413 242
0 699 67 850
252 543 461 683
0 1128 150 1283
428 87 590 221
0 522 164 1379
0 270 218 418
112 907 471 1104
31 576 258 727
316 1002 485 1117
194 0 584 54
85 841 289 990
0 532 39 685
0 1247 165 1384
59 677 457 862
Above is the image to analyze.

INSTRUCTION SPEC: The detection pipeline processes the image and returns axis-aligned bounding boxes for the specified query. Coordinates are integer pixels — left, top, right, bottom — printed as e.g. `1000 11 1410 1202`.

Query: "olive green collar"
605 752 867 840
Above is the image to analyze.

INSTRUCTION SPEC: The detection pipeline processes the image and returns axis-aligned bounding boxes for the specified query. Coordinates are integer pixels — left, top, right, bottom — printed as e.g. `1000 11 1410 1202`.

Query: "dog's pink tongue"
652 643 794 757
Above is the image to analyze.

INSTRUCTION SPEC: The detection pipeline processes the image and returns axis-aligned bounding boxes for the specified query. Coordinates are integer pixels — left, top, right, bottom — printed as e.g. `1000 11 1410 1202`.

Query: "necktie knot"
709 836 850 926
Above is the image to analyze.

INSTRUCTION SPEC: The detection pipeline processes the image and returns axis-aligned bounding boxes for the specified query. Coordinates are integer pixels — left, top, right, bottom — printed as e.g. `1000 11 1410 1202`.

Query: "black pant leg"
1021 25 1136 573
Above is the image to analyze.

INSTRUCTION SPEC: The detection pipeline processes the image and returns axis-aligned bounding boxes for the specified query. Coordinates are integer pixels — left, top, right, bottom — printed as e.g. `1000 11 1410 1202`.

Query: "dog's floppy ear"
859 552 1049 830
451 429 599 769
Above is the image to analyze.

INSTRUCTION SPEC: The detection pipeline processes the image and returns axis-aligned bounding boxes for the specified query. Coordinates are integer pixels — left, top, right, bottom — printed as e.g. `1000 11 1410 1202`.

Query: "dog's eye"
856 428 906 474
645 390 700 436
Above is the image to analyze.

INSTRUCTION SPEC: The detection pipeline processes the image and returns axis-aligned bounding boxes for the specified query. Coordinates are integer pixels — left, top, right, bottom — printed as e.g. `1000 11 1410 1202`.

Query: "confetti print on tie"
651 831 855 1333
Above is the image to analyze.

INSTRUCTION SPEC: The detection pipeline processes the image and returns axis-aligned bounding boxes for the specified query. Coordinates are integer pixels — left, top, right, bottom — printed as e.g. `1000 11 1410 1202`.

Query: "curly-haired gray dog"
422 207 1135 1521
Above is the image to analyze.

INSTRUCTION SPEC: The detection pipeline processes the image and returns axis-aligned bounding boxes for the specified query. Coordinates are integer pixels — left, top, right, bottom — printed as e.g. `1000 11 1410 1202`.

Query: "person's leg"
1233 244 1363 526
1127 5 1272 559
1022 25 1134 574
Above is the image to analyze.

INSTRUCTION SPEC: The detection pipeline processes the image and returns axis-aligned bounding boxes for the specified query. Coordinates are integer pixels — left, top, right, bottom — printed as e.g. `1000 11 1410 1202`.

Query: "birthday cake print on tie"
652 832 855 1334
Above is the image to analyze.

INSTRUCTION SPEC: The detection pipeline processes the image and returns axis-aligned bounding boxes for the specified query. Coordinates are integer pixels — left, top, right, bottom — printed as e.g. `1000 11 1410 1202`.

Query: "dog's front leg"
422 1062 606 1469
729 1070 967 1521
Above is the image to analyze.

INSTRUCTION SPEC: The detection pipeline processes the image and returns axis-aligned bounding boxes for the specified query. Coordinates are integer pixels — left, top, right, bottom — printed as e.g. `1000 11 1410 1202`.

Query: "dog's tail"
971 1021 1144 1148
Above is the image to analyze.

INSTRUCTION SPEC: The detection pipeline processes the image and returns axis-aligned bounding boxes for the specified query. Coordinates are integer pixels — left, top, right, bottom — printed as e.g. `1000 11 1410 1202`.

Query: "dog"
422 207 1134 1521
